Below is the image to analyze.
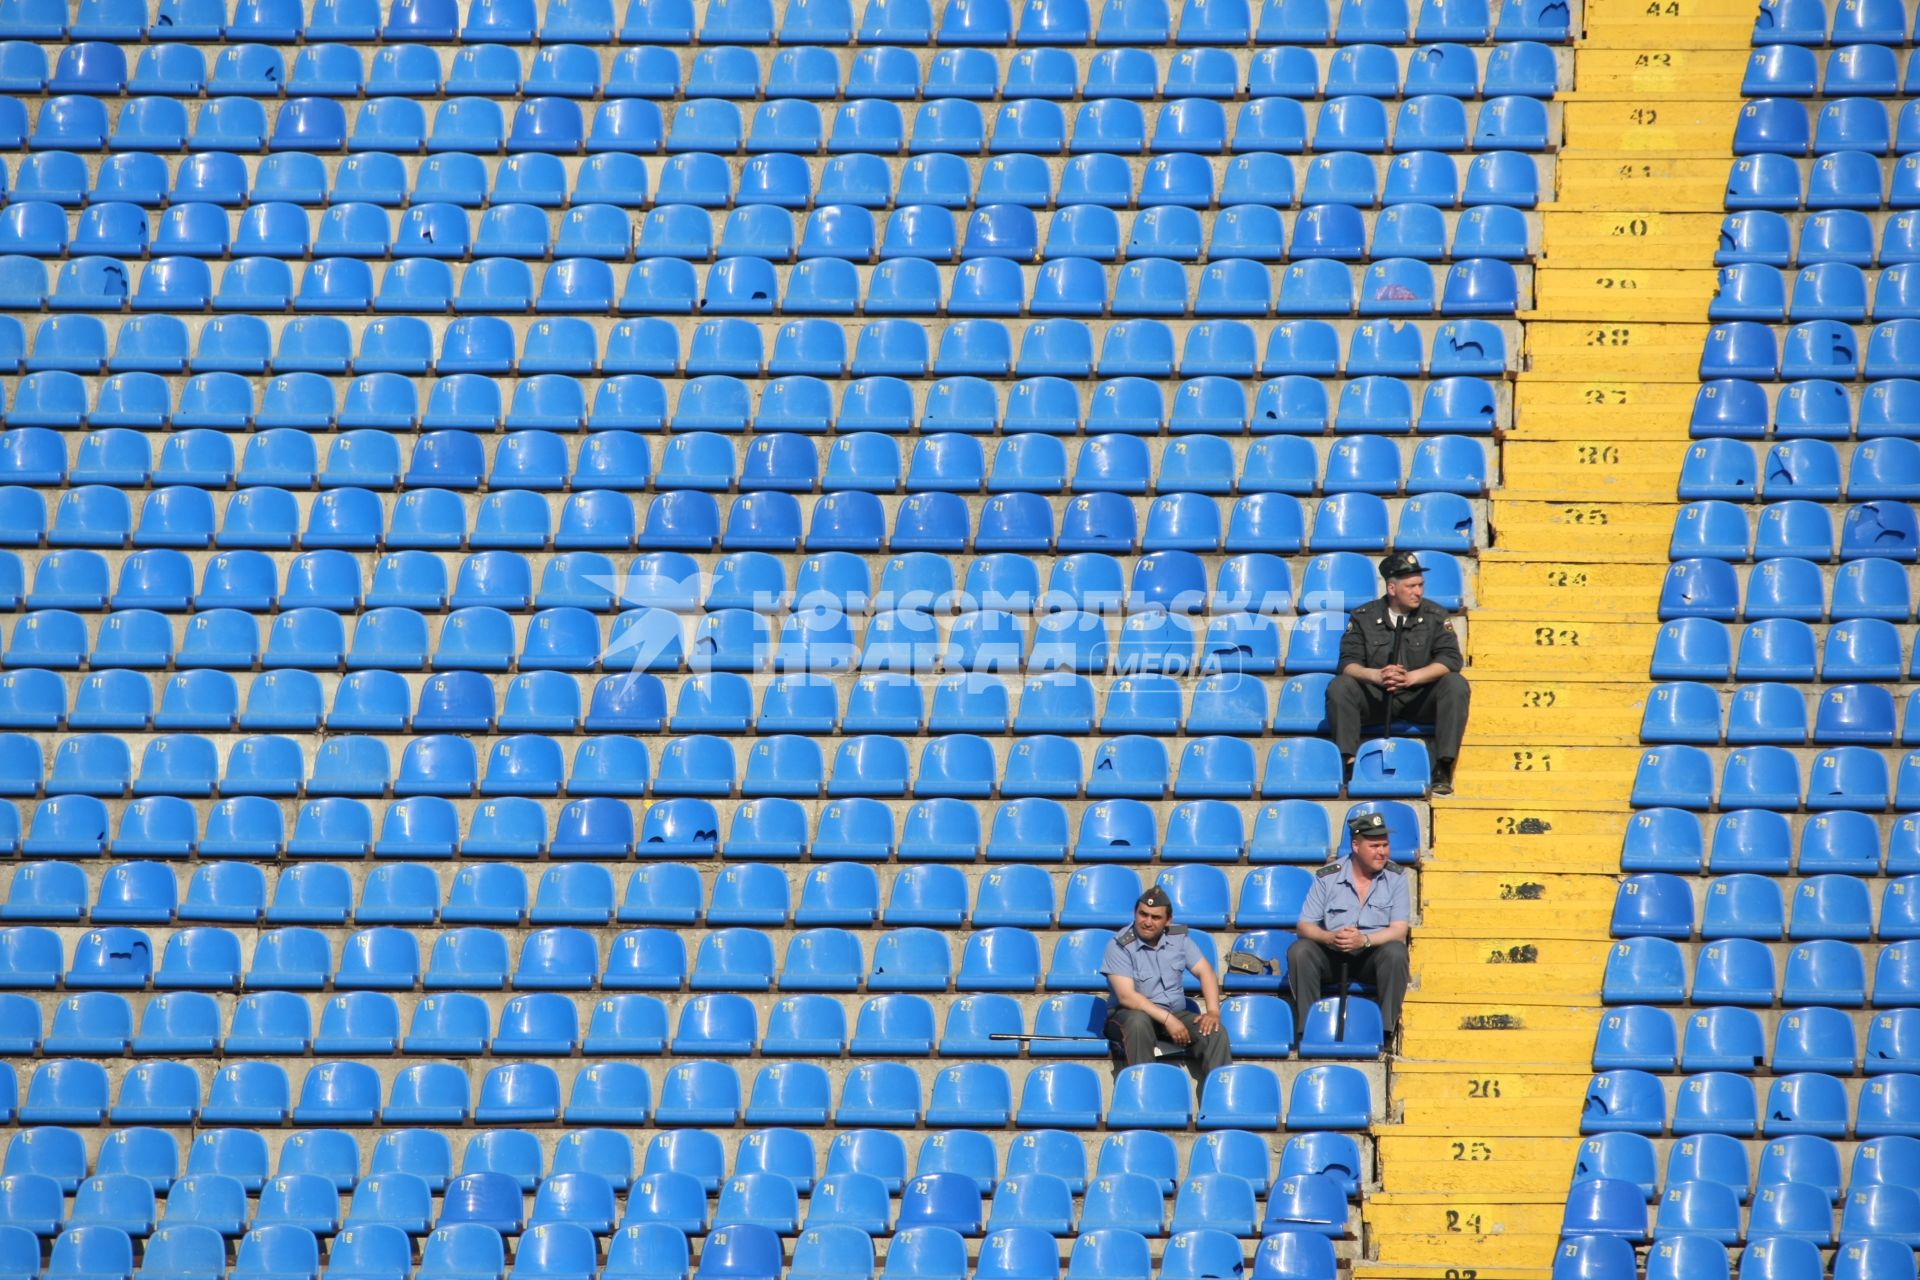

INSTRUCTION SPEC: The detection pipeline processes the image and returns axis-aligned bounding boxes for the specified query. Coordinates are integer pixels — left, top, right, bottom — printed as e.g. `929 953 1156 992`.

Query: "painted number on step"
1521 689 1558 707
1560 505 1609 524
1450 1141 1495 1161
1466 1079 1504 1098
1511 751 1554 771
1634 53 1673 66
1444 1211 1485 1233
1645 1 1680 14
1587 328 1632 346
1627 109 1660 125
1533 627 1581 646
1611 218 1650 236
1577 445 1621 464
1583 387 1629 404
1544 569 1589 587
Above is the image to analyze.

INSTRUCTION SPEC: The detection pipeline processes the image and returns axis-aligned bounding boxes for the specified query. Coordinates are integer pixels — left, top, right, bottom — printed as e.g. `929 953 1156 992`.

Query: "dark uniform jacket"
1337 597 1463 675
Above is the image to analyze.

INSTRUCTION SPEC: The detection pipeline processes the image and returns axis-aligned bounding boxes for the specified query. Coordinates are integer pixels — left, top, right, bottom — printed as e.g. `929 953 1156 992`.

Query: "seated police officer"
1287 812 1411 1051
1102 887 1232 1088
1326 550 1470 795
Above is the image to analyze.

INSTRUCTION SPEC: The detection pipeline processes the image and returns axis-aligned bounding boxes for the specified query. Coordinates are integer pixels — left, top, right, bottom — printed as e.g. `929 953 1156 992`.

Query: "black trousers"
1327 672 1470 760
1286 938 1410 1041
1104 1008 1232 1087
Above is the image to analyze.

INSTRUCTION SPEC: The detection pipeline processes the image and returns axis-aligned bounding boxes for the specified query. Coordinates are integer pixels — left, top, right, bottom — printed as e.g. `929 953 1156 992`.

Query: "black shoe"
1432 757 1456 796
1340 756 1355 794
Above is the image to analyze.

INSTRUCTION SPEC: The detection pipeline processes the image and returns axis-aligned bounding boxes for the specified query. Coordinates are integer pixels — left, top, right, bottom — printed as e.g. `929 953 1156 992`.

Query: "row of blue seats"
1 253 1527 321
0 39 1563 101
0 0 1575 45
1562 1181 1915 1251
0 656 1427 734
1677 438 1920 501
0 1221 1346 1280
0 1120 1366 1196
0 988 1350 1062
1580 1067 1918 1139
0 602 1436 673
1600 934 1918 1008
0 789 1395 865
0 200 1534 267
1630 742 1920 812
1736 96 1920 159
0 1160 1358 1241
0 368 1505 436
0 1055 1378 1130
1649 607 1920 686
1691 380 1920 442
1700 320 1920 382
0 541 1458 617
1641 680 1920 747
0 485 1482 556
1754 0 1920 46
0 857 1341 928
1745 42 1920 96
1726 151 1920 212
0 313 1516 381
1593 1002 1917 1074
1667 497 1920 561
1610 870 1920 942
0 729 1432 806
0 147 1547 212
1553 1234 1906 1280
1657 558 1920 624
0 428 1491 498
1574 1131 1920 1204
1712 260 1920 323
8 92 1559 157
1621 806 1920 876
1717 210 1920 270
0 918 1304 994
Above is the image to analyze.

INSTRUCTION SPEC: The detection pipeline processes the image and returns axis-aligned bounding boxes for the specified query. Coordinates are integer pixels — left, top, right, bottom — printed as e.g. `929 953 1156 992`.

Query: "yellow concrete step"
1525 321 1711 379
1376 1135 1584 1197
1446 744 1646 804
1485 500 1681 560
1418 871 1621 936
1463 619 1660 679
1413 935 1615 975
1570 48 1748 99
1552 156 1734 210
1431 804 1632 873
1526 267 1716 322
1539 210 1725 268
1560 99 1732 153
1449 679 1645 747
1510 382 1697 441
1499 440 1689 502
1473 560 1668 618
1364 1197 1568 1263
1355 1257 1552 1280
1368 1229 1562 1270
1400 1002 1603 1067
1577 0 1772 48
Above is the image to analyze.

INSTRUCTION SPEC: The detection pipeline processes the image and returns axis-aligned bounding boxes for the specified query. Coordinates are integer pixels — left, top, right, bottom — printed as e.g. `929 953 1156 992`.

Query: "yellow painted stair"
1352 0 1747 1274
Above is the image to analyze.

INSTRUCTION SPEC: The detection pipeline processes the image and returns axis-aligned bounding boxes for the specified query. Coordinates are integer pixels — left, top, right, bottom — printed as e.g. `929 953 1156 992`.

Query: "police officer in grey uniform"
1326 550 1470 795
1287 812 1412 1049
1101 886 1232 1087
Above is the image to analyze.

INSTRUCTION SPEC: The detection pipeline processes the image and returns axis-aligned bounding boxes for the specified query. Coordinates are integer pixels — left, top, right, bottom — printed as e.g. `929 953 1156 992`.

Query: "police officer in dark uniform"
1326 550 1470 795
1101 886 1232 1088
1287 811 1412 1048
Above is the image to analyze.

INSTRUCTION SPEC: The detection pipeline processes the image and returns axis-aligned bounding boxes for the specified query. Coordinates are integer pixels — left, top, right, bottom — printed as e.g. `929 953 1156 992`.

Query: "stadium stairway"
1355 0 1747 1274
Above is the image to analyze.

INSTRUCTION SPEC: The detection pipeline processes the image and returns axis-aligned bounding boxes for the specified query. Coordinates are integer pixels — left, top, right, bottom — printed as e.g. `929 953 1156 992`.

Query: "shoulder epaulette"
1315 862 1342 877
1114 927 1137 945
1382 862 1406 875
1165 923 1189 935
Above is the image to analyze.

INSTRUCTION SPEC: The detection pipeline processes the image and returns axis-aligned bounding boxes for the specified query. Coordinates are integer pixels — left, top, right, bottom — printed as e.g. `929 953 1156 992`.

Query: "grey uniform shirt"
1298 859 1410 933
1101 925 1201 1014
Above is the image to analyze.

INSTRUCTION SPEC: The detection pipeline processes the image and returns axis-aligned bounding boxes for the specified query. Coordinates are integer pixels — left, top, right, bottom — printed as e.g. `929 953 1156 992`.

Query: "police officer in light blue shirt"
1287 811 1411 1051
1101 886 1231 1087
